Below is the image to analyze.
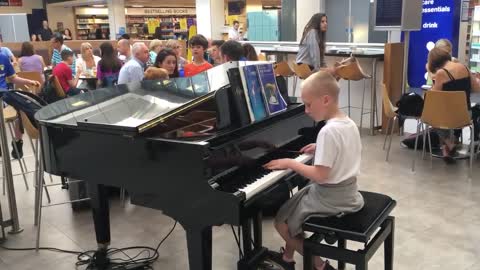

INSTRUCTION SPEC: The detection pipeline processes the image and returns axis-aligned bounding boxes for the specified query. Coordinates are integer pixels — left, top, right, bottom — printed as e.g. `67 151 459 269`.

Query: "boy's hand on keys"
263 159 293 171
300 143 316 155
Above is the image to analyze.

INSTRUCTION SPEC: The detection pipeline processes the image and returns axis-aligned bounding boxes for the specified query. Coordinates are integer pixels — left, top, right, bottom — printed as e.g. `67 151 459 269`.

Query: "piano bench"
302 191 396 270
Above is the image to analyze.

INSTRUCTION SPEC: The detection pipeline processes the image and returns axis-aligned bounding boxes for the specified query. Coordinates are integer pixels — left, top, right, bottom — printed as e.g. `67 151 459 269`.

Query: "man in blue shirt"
0 39 17 64
51 33 76 75
219 40 247 62
0 53 40 159
118 42 149 84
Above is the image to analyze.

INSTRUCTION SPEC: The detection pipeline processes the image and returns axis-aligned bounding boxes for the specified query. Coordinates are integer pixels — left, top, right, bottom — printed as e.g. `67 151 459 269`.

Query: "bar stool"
274 61 298 97
336 56 378 134
1 105 30 194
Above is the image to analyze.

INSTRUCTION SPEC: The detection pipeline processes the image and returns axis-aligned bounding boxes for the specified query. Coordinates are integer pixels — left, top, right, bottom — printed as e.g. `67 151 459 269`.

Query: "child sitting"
184 35 213 77
264 71 364 270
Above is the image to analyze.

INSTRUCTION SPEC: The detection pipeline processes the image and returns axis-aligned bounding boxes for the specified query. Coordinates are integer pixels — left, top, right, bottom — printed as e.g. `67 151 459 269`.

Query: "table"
78 76 98 90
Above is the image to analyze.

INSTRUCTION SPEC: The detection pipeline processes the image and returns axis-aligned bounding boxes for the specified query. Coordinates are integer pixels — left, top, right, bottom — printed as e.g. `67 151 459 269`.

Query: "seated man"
0 53 40 158
51 33 76 75
52 50 81 96
118 42 149 84
219 40 247 62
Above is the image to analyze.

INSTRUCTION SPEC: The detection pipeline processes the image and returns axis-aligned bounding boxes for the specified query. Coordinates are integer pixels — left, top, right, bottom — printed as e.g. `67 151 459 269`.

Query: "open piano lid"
35 76 215 136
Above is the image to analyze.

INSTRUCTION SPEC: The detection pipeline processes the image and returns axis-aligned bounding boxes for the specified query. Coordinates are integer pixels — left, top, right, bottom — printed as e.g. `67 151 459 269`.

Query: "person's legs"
275 221 328 269
11 118 23 159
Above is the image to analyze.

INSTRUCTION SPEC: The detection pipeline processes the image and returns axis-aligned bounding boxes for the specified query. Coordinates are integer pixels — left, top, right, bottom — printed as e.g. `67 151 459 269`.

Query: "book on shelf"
239 65 267 122
255 64 287 116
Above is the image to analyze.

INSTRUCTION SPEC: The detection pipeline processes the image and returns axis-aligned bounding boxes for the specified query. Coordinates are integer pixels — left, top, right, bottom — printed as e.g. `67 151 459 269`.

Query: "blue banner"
407 0 460 88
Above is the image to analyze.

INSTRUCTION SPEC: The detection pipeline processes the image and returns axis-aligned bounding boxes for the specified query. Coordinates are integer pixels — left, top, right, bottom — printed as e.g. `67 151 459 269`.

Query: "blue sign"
407 0 460 88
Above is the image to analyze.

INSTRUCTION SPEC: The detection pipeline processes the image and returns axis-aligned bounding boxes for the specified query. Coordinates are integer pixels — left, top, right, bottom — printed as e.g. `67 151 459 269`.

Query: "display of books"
255 64 287 115
240 65 267 122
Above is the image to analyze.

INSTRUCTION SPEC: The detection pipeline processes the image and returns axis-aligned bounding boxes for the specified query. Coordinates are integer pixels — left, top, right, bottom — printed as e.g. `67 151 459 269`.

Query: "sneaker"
267 249 295 270
11 140 23 159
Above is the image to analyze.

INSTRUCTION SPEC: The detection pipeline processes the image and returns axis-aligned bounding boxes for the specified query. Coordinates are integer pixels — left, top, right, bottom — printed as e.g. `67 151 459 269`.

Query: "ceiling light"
92 4 105 7
131 5 144 8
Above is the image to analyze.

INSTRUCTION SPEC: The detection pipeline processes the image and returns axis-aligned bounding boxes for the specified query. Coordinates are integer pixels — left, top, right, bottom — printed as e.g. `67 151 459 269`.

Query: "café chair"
412 90 479 176
336 56 377 134
52 76 67 98
16 71 44 94
292 63 313 80
274 61 298 97
382 85 399 162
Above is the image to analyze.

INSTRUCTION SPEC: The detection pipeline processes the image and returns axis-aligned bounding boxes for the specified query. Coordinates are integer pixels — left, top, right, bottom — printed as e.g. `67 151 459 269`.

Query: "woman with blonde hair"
76 42 101 76
165 39 187 71
148 39 164 65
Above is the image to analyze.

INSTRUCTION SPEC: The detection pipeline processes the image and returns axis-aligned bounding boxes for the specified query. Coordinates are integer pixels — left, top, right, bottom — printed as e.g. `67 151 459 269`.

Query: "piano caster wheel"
324 232 337 245
311 233 325 243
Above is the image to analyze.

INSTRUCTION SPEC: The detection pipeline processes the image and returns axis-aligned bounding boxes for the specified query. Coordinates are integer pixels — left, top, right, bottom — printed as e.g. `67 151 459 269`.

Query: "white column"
107 0 126 40
196 0 224 39
296 0 325 41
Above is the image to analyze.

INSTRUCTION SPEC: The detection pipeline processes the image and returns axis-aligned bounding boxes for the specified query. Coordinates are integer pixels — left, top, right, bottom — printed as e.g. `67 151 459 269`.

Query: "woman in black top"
428 47 480 163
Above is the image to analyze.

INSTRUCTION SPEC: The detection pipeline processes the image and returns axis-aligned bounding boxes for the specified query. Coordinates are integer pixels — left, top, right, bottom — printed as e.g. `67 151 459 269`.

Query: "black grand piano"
36 63 316 270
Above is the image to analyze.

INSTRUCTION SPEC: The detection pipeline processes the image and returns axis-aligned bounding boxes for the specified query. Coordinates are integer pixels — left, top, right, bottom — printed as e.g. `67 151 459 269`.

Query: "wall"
325 0 371 43
246 0 262 12
0 0 43 14
296 0 324 41
46 5 76 38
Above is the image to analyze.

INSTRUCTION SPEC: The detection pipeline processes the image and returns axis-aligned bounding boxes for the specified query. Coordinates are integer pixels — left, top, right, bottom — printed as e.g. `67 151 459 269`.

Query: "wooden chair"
16 71 44 94
382 84 399 162
274 61 298 97
1 106 29 194
292 62 312 80
51 76 66 98
412 90 478 176
258 53 267 61
336 57 376 135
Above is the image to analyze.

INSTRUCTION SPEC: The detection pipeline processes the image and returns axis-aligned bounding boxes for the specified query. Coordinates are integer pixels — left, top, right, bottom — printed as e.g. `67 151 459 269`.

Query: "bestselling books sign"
0 0 22 6
125 8 196 16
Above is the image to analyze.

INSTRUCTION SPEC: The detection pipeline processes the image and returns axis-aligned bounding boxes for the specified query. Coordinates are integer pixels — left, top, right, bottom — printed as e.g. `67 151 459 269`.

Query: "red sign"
8 0 22 6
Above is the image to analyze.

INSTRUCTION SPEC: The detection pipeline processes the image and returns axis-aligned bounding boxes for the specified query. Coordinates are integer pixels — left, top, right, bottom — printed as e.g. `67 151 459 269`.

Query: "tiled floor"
0 131 479 270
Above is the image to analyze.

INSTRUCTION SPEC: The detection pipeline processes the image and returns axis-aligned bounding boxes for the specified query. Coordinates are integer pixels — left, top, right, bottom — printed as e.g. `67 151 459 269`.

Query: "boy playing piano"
264 71 364 270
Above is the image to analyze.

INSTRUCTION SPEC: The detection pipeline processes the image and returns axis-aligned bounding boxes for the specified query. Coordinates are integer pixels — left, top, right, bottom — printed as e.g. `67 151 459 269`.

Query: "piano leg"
242 219 253 256
87 183 111 246
252 211 263 249
186 226 212 270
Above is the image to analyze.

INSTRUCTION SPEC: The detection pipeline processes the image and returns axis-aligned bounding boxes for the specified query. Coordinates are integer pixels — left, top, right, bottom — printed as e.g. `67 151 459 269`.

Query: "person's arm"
11 76 40 88
37 34 42 41
133 66 145 81
431 69 448 91
472 73 480 93
264 160 331 184
305 30 321 71
67 72 81 89
39 55 46 69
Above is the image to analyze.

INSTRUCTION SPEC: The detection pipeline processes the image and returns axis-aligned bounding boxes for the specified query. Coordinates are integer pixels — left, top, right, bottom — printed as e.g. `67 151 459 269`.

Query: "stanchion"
0 96 23 236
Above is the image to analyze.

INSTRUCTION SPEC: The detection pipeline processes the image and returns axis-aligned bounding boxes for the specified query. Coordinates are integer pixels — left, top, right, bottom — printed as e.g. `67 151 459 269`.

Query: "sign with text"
0 0 9 6
125 8 196 16
407 0 460 88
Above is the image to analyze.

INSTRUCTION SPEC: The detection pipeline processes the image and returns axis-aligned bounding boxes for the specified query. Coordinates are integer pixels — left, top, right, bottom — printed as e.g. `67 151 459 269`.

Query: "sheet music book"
226 68 251 127
255 64 287 116
240 65 267 122
174 77 195 97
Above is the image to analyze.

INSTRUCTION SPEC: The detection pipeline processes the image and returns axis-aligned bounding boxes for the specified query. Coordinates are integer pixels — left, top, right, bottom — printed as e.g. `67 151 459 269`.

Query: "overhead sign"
407 0 460 88
125 8 196 16
0 0 22 6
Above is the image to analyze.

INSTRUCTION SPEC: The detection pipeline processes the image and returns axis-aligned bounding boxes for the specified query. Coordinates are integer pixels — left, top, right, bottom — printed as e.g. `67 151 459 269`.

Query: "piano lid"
35 76 215 135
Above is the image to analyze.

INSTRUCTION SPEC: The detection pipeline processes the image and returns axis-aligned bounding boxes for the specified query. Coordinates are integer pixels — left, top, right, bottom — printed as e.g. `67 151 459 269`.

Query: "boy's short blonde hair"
302 71 340 100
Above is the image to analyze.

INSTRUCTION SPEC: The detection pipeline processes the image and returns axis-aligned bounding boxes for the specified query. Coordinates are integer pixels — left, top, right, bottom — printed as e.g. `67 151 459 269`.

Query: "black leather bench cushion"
303 191 396 242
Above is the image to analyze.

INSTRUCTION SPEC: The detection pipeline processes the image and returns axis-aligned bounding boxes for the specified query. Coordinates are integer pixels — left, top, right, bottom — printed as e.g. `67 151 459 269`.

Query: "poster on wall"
407 0 461 88
8 0 22 6
0 0 9 6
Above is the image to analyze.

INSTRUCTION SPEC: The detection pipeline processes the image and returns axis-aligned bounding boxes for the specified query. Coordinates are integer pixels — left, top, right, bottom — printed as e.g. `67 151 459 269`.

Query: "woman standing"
18 41 46 85
165 39 187 75
154 49 179 78
296 13 328 72
96 42 122 87
76 42 101 76
148 39 164 66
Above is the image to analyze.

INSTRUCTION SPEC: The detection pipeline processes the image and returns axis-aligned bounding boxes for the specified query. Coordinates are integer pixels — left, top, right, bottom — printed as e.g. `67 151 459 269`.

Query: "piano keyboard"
239 154 312 200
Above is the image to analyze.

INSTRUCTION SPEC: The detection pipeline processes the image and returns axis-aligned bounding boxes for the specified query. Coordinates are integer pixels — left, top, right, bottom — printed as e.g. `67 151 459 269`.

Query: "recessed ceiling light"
131 5 144 8
92 4 105 7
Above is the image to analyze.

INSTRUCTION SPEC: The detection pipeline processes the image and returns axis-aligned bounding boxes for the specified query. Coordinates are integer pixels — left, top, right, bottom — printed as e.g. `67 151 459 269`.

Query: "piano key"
239 154 313 200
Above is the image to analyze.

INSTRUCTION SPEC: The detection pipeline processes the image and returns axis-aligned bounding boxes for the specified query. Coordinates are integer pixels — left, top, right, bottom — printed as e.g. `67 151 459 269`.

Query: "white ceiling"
49 0 281 8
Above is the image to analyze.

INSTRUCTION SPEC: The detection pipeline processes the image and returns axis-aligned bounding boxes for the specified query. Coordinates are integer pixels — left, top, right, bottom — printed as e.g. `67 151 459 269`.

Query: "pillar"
195 0 225 39
246 0 262 13
107 0 126 40
296 0 325 41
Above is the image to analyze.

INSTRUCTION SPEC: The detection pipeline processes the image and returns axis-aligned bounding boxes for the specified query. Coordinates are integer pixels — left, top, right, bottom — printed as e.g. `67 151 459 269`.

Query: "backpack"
396 92 424 117
40 76 63 104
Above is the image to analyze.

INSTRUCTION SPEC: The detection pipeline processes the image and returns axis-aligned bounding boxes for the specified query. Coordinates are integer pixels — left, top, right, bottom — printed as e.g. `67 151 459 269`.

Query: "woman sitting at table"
97 42 122 87
76 42 100 77
154 49 179 78
428 47 480 163
18 41 46 85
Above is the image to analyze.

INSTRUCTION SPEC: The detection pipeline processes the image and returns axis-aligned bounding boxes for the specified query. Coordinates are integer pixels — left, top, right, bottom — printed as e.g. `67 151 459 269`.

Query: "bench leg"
338 239 346 270
384 217 395 270
303 241 314 270
356 261 368 270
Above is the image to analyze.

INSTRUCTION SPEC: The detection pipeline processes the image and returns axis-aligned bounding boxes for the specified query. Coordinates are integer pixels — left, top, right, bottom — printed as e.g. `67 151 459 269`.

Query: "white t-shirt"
314 117 361 184
228 28 242 41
